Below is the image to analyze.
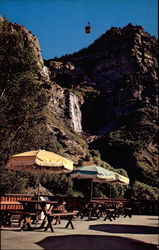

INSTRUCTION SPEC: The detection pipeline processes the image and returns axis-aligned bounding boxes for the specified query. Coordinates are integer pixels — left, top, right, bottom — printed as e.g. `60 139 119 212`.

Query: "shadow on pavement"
89 224 158 234
36 234 157 250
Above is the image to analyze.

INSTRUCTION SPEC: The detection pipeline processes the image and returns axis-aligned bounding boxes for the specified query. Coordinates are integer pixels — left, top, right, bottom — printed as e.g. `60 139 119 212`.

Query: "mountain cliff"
45 23 158 181
0 17 158 198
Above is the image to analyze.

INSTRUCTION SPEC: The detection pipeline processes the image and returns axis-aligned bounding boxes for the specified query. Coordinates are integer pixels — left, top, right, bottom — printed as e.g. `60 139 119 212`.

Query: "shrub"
128 181 158 200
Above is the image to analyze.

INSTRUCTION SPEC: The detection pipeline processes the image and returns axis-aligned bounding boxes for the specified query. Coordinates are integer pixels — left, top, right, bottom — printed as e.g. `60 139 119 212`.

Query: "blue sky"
1 0 158 59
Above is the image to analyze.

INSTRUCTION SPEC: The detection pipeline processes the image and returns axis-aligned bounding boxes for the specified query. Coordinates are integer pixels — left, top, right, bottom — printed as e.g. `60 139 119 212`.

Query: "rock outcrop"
45 23 158 187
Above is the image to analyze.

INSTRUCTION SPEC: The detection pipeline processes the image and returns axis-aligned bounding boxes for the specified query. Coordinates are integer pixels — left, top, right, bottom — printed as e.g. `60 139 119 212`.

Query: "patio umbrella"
6 150 74 173
70 165 116 200
112 173 129 185
107 173 129 198
6 149 74 197
6 149 74 224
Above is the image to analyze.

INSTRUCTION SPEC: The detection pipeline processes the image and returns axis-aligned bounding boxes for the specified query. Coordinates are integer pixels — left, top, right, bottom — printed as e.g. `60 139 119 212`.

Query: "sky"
0 0 158 59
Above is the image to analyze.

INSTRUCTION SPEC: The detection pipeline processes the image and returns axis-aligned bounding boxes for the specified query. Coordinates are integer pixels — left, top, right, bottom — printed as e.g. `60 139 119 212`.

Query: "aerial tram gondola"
85 22 91 34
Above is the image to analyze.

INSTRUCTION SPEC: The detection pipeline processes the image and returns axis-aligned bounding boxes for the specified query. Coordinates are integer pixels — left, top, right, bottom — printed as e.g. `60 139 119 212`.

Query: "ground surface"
1 215 158 250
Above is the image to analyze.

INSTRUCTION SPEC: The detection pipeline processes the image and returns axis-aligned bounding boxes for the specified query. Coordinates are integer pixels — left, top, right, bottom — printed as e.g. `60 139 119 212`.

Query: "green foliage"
93 182 128 199
72 179 92 199
0 72 49 155
135 164 158 187
0 18 41 74
41 173 73 196
0 19 49 164
107 109 158 151
126 181 158 200
0 167 38 195
109 184 127 198
0 18 66 194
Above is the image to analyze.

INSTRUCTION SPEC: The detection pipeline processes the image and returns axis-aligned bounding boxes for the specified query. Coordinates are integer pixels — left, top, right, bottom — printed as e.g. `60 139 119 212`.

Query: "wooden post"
90 180 93 200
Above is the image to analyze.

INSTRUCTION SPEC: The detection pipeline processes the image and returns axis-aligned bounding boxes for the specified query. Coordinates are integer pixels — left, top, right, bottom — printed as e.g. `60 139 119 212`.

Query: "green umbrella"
70 165 116 199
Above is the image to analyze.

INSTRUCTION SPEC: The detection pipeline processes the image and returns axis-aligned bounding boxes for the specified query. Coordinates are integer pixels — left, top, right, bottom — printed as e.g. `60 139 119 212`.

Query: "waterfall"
69 92 82 132
41 66 50 82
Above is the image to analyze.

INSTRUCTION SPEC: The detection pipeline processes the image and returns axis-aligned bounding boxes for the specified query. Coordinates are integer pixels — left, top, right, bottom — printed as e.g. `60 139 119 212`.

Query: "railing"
1 194 158 215
130 200 158 215
0 194 33 210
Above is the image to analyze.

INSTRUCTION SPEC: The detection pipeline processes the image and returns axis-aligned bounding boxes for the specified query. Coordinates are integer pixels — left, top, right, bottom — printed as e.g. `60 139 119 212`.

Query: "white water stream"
69 92 82 132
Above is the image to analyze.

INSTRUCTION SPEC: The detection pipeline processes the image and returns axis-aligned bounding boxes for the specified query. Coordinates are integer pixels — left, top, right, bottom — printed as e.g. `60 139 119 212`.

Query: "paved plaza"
1 215 158 250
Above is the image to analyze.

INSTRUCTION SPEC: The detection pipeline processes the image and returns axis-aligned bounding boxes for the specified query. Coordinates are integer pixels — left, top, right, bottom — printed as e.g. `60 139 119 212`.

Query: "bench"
19 212 37 231
44 211 78 232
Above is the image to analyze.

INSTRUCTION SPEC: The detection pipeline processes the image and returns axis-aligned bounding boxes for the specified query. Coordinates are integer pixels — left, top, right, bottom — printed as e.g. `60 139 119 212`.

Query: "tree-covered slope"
0 18 112 196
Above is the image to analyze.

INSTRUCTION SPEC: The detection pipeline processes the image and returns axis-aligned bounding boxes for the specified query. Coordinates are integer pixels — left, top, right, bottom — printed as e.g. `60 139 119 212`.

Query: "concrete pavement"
1 215 158 250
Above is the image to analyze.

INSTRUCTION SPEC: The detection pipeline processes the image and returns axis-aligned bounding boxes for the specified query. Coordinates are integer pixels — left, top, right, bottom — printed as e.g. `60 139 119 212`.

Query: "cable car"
85 22 91 34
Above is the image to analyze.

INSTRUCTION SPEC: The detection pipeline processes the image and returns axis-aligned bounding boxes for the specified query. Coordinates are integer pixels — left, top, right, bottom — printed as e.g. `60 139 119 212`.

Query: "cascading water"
69 92 82 132
41 66 50 82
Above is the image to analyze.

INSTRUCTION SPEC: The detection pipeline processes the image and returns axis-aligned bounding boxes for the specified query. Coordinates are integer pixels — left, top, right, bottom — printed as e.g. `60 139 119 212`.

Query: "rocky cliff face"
45 23 158 187
45 24 158 135
0 18 158 196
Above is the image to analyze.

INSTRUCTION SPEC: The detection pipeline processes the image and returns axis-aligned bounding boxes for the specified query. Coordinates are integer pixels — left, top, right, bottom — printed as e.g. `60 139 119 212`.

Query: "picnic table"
80 200 101 220
80 199 126 221
19 200 77 232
